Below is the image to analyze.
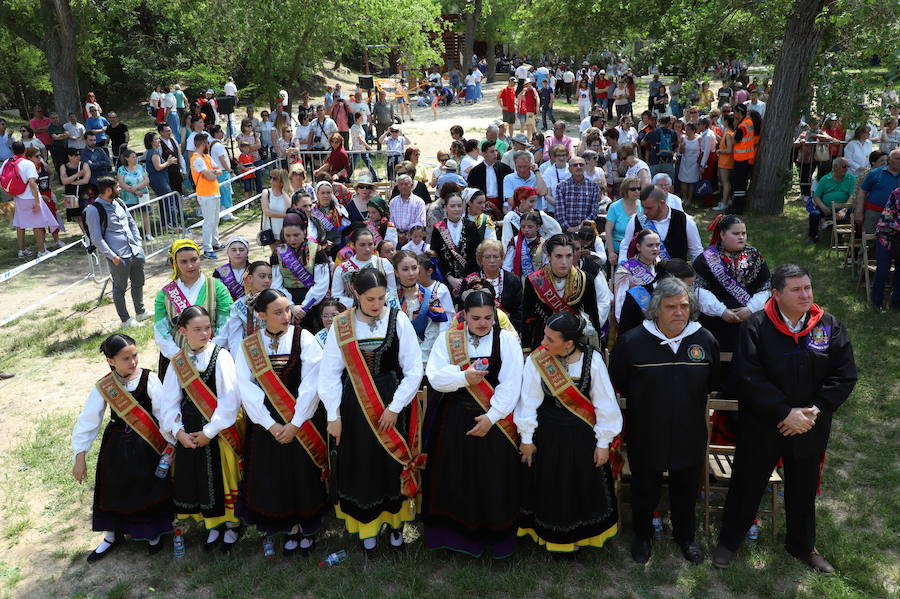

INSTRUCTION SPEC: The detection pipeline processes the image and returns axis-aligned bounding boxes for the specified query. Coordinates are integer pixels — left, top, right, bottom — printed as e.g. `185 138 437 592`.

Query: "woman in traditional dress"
159 306 243 552
465 239 522 333
522 234 611 352
462 187 497 240
499 186 561 248
72 334 173 562
235 290 329 557
517 312 622 554
392 250 452 364
617 258 695 334
154 240 233 377
214 260 290 352
502 211 546 278
310 180 350 255
613 228 660 322
317 269 424 554
430 193 481 297
362 196 398 247
331 227 398 310
213 237 252 302
423 288 525 557
269 211 330 325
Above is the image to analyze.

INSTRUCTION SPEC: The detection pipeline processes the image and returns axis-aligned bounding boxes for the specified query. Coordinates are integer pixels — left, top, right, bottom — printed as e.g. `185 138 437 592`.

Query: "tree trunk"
486 33 496 81
38 0 81 118
748 0 828 215
461 0 482 73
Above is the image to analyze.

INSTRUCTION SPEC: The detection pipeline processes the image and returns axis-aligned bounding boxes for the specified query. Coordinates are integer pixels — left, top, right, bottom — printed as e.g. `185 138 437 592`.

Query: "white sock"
223 529 238 544
148 536 161 546
389 530 403 547
94 532 116 553
206 529 220 544
363 537 376 550
299 537 314 549
284 539 299 551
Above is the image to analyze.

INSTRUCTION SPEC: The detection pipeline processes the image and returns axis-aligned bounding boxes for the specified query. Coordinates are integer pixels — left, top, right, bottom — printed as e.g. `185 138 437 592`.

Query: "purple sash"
638 214 670 259
278 243 316 288
703 246 751 305
621 259 655 286
215 264 245 300
312 205 347 232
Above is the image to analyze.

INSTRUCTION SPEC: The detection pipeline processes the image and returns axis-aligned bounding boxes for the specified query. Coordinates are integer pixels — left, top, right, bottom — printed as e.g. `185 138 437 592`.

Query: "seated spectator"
807 157 854 244
873 188 900 310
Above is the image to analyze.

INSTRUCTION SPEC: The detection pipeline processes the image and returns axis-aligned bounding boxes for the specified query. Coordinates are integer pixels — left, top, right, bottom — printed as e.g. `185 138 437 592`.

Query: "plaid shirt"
389 193 427 232
555 175 599 228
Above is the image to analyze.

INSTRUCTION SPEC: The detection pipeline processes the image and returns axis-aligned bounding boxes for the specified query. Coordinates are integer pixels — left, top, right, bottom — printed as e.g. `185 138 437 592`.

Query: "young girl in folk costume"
235 290 329 556
450 277 518 336
310 180 350 256
212 237 252 302
377 239 396 260
467 239 523 333
502 211 546 278
317 269 424 554
430 193 481 297
363 196 398 247
423 288 525 557
392 250 452 364
72 334 173 562
159 306 243 552
313 298 346 347
462 188 498 239
269 211 330 325
613 228 661 322
499 186 562 248
331 227 398 310
517 312 622 554
400 225 429 255
522 234 612 352
215 260 291 352
154 240 233 376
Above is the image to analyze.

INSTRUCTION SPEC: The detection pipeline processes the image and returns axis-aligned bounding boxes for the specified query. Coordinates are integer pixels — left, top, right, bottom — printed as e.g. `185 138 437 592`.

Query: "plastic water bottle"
746 519 760 545
651 513 664 540
473 358 490 371
318 549 349 567
262 537 276 560
173 528 185 558
155 445 175 478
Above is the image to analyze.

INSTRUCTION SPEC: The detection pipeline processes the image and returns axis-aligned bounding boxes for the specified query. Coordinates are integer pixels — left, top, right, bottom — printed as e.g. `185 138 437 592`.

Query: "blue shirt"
85 116 110 143
861 166 900 209
437 171 466 192
606 199 644 248
81 146 111 183
0 132 12 161
502 172 539 208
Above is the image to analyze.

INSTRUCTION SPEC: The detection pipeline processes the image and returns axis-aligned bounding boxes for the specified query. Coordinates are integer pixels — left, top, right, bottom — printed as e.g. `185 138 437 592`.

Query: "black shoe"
147 539 165 556
677 540 705 565
86 539 117 563
795 550 835 573
711 544 736 569
631 537 652 564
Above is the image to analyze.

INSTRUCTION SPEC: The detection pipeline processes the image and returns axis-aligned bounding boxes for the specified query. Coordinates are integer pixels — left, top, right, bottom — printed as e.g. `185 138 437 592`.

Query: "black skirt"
241 402 328 534
422 390 521 538
519 399 617 546
173 398 226 518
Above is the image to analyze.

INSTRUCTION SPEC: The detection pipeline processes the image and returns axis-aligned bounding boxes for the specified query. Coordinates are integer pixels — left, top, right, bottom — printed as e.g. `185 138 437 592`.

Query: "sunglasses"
629 187 641 191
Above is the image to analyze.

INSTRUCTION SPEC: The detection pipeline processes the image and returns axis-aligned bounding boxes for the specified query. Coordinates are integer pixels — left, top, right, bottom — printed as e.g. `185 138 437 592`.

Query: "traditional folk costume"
235 326 329 540
72 369 174 544
310 202 350 256
517 347 622 552
613 258 656 322
499 209 561 248
618 282 654 335
464 270 523 334
609 321 720 547
160 345 243 532
430 218 480 296
423 325 525 557
317 308 424 541
213 260 250 302
468 213 497 240
153 241 233 375
502 233 545 278
330 255 398 310
522 265 612 352
270 240 331 313
397 281 452 364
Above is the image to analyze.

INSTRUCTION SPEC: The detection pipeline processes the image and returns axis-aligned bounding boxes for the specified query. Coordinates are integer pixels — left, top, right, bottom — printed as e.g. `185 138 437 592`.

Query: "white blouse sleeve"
594 274 612 326
696 287 728 317
213 303 244 352
436 283 454 333
746 288 771 314
500 216 513 247
613 267 630 321
329 265 355 310
589 351 623 448
425 330 468 392
502 244 515 274
484 221 497 240
234 339 277 431
71 386 107 460
382 258 398 295
515 357 543 445
385 225 398 245
292 329 323 427
387 311 424 413
485 330 525 423
542 212 562 238
204 349 241 439
302 263 332 312
317 321 346 422
154 319 181 360
160 366 185 437
618 217 637 260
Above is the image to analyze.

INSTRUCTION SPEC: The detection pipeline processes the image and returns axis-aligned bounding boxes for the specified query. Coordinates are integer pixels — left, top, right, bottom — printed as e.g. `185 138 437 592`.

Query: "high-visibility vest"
190 152 220 197
733 117 755 162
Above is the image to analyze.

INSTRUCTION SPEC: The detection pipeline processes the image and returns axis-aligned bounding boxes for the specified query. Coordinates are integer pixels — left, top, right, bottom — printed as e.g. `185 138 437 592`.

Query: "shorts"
502 111 515 124
397 97 407 104
518 113 535 126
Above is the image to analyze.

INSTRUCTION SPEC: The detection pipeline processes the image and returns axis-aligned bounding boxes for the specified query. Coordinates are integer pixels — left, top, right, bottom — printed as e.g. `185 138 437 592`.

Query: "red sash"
95 372 168 455
170 349 243 459
530 347 596 429
241 331 329 475
436 220 467 269
334 310 424 499
446 326 519 449
527 268 583 315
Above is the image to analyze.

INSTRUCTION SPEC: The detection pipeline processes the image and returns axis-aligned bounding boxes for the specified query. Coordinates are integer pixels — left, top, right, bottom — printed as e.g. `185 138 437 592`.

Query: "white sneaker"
220 213 236 222
134 311 152 322
56 240 66 249
144 233 155 242
121 318 142 328
17 249 33 259
36 250 51 258
712 201 728 211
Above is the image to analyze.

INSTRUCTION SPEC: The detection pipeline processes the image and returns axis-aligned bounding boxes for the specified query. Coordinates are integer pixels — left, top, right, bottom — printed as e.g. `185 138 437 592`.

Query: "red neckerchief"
763 297 824 344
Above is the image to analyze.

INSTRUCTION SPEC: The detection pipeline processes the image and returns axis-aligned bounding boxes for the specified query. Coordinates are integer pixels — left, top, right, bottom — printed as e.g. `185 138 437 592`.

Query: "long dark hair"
177 305 210 328
99 333 136 365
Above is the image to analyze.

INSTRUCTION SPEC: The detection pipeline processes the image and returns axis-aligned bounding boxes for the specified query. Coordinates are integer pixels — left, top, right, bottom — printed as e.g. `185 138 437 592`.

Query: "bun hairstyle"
635 228 660 246
462 286 496 311
348 224 375 245
100 333 136 363
707 213 744 246
391 249 419 270
520 210 543 229
254 288 288 314
282 210 309 233
544 233 575 256
655 258 695 281
546 311 587 343
177 305 211 328
576 221 599 246
247 260 271 276
351 268 388 295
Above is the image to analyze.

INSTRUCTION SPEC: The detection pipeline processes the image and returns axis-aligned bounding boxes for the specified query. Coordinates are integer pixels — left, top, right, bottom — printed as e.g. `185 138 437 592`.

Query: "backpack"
83 198 128 254
0 156 27 195
656 129 675 163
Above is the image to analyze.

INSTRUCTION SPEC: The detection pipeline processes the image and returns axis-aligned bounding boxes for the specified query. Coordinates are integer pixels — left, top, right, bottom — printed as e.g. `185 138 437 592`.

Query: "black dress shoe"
677 540 705 565
631 537 652 564
711 544 735 569
796 550 835 573
147 539 165 556
86 539 117 563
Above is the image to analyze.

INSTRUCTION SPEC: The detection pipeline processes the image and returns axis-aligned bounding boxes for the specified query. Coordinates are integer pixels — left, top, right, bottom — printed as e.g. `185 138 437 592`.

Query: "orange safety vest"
190 152 220 197
733 117 755 162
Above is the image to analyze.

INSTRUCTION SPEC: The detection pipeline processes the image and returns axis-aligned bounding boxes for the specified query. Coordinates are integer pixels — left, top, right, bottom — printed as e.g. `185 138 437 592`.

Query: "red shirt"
595 77 611 99
29 116 52 146
518 88 538 114
325 148 350 176
238 153 254 180
499 87 516 113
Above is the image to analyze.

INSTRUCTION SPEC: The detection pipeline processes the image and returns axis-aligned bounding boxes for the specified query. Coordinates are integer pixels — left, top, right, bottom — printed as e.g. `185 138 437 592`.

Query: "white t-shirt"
350 124 367 151
162 93 176 112
293 124 311 150
562 70 576 84
150 90 161 109
15 158 39 200
209 140 229 170
616 126 638 145
515 65 531 80
465 73 478 86
224 81 237 97
310 118 338 149
348 101 371 124
473 70 483 83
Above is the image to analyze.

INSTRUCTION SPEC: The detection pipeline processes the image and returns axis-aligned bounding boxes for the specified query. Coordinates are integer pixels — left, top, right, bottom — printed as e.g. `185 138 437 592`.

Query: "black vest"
633 208 688 261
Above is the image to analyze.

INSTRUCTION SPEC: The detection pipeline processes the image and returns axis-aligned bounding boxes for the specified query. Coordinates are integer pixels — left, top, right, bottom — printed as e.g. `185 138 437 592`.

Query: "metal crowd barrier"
292 149 395 181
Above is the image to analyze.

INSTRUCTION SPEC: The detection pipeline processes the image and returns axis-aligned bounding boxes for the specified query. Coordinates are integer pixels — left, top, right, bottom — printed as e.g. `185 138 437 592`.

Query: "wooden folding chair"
829 202 854 264
857 233 880 304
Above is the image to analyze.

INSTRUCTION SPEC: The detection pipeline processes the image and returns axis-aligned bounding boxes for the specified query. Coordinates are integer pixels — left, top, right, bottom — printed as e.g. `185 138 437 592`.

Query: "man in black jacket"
713 264 857 573
610 278 720 565
466 140 512 217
